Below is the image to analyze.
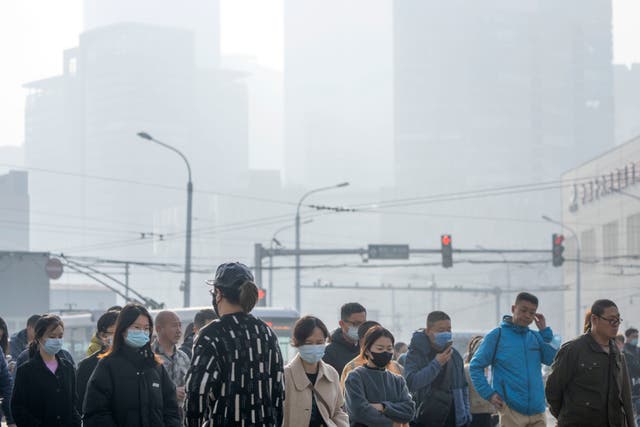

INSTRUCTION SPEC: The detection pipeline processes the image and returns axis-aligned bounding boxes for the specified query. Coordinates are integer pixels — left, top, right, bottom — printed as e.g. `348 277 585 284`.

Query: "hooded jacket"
403 330 471 427
469 315 556 416
9 329 28 361
323 328 360 377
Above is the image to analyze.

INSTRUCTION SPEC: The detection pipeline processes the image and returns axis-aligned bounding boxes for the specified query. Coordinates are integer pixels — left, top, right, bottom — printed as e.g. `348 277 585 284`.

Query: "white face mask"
346 326 359 341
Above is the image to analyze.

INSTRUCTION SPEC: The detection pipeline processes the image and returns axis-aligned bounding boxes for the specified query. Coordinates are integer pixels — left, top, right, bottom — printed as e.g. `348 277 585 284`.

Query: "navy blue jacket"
0 348 14 424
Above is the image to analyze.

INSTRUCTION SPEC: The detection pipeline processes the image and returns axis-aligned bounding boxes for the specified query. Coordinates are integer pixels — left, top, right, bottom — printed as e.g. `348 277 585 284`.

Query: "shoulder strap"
491 328 502 367
309 383 332 417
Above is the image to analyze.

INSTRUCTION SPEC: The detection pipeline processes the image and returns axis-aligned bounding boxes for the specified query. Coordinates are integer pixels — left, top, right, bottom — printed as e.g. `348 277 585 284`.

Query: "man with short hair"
323 302 367 375
470 292 556 427
9 314 41 360
181 309 217 358
623 327 640 425
154 310 190 409
76 309 119 412
404 311 471 427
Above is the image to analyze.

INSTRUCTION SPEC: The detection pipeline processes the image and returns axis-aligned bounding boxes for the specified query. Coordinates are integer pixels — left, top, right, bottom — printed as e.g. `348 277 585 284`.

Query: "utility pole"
124 262 130 301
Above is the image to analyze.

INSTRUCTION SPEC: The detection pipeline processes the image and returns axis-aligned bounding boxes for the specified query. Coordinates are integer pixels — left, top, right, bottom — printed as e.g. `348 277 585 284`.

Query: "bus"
60 307 300 363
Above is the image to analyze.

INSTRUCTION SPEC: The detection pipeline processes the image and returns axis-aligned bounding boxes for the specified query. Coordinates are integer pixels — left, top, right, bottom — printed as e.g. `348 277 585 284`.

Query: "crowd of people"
0 261 638 426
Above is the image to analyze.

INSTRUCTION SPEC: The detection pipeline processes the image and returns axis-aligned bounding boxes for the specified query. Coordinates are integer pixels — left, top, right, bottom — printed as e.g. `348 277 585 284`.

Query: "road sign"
367 244 410 260
45 257 64 280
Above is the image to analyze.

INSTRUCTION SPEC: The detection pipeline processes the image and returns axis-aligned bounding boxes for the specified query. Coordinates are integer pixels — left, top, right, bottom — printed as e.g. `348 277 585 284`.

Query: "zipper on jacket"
523 333 530 414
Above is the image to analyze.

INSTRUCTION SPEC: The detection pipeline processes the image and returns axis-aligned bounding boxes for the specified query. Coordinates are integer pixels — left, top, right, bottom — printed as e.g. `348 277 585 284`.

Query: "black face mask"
369 351 393 368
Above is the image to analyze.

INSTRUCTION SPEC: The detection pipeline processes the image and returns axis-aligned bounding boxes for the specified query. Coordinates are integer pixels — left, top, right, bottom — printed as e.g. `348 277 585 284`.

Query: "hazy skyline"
1 0 639 172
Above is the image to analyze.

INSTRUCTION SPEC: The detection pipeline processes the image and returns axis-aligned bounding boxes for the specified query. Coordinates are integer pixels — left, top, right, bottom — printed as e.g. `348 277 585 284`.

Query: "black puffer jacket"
82 344 180 427
76 350 101 413
323 328 360 377
10 351 81 427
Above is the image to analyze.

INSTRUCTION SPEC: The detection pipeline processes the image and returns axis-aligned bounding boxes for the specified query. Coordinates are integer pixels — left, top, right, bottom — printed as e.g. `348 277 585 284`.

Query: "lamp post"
138 131 193 307
542 215 581 336
269 219 313 307
295 182 349 312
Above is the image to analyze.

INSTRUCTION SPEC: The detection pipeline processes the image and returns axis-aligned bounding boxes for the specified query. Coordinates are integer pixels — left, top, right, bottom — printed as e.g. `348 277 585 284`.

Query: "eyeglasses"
596 315 622 326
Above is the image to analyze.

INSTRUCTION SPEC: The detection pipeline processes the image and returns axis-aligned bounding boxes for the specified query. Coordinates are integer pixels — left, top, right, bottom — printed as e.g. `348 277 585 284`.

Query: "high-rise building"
614 63 640 144
283 0 394 189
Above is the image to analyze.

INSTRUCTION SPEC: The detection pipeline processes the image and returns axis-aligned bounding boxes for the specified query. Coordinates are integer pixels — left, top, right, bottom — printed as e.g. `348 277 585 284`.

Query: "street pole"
295 182 349 312
542 215 581 336
138 131 193 307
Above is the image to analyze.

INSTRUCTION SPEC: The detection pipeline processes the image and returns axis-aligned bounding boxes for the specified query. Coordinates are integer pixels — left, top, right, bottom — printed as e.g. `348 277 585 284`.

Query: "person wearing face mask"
75 309 119 414
10 314 81 426
183 262 285 427
404 311 471 427
82 303 180 427
546 300 634 427
345 325 415 427
324 303 367 378
469 292 556 427
283 315 349 427
340 320 404 391
622 327 640 425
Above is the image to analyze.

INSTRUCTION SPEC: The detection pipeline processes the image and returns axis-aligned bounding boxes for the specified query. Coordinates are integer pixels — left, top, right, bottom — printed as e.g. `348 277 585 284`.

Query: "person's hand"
534 313 547 330
489 393 504 410
176 386 186 401
435 346 453 366
371 403 384 412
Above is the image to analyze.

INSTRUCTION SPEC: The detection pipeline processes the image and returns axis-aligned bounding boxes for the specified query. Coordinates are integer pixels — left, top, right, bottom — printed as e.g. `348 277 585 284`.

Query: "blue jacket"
469 315 557 416
404 330 471 426
0 348 14 424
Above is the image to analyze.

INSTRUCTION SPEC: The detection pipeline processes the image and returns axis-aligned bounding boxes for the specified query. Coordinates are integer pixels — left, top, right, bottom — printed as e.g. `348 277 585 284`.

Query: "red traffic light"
554 235 564 245
258 289 266 300
441 235 451 246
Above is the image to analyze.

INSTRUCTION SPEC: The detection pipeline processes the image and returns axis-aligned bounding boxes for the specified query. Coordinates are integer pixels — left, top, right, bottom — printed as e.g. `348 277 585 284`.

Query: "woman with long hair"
183 262 285 426
83 303 180 427
0 316 15 427
283 315 349 427
464 336 496 427
344 325 415 427
11 314 80 426
0 316 9 356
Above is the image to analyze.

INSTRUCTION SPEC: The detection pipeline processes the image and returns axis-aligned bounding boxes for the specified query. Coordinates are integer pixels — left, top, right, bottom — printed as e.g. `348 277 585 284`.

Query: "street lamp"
138 131 193 307
269 219 313 307
542 214 581 337
295 182 349 312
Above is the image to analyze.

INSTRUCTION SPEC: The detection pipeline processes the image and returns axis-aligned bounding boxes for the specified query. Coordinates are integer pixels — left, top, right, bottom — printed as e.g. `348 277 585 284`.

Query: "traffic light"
256 288 267 306
552 233 565 267
441 234 453 268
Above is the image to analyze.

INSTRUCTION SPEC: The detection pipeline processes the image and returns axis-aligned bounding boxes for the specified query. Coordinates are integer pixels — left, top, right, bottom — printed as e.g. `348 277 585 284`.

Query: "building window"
581 229 596 269
627 213 640 256
602 221 619 261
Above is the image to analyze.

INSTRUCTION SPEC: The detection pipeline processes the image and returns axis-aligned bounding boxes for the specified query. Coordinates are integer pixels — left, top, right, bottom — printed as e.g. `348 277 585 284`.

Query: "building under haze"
0 170 29 251
614 63 640 144
561 135 640 336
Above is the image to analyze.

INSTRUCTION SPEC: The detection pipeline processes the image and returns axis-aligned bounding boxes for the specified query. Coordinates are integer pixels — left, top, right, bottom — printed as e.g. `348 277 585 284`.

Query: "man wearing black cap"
183 262 285 427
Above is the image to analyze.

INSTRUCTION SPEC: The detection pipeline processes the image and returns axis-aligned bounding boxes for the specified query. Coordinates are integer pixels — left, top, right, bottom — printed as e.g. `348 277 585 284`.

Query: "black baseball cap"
206 262 254 294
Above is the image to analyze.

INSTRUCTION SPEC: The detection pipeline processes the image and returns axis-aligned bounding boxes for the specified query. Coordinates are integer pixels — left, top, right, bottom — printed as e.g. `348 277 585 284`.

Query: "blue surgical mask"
298 344 326 364
630 338 639 347
43 338 64 355
346 326 359 341
125 329 150 348
434 331 452 348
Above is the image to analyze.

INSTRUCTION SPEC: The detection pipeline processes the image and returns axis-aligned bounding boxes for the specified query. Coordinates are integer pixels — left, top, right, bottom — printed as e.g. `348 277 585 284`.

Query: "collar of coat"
290 353 336 391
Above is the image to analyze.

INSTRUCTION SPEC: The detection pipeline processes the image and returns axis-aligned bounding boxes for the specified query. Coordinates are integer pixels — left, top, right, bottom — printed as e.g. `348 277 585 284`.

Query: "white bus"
60 307 300 363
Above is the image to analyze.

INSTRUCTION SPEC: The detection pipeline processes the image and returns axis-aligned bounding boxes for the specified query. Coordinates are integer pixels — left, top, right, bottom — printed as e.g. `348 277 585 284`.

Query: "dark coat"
623 344 640 398
323 328 360 377
9 329 28 361
10 351 81 427
76 350 101 413
82 344 180 427
546 333 635 427
0 348 14 424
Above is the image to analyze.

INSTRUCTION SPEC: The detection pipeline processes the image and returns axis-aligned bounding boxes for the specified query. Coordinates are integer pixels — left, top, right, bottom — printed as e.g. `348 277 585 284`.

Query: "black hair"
340 302 366 321
584 299 618 332
27 314 43 329
97 310 120 334
360 325 395 360
394 342 407 353
625 328 639 338
427 311 451 328
0 316 8 355
357 321 381 340
216 281 259 313
194 309 218 330
107 305 123 312
292 315 329 347
515 292 539 306
100 303 160 364
28 315 64 358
